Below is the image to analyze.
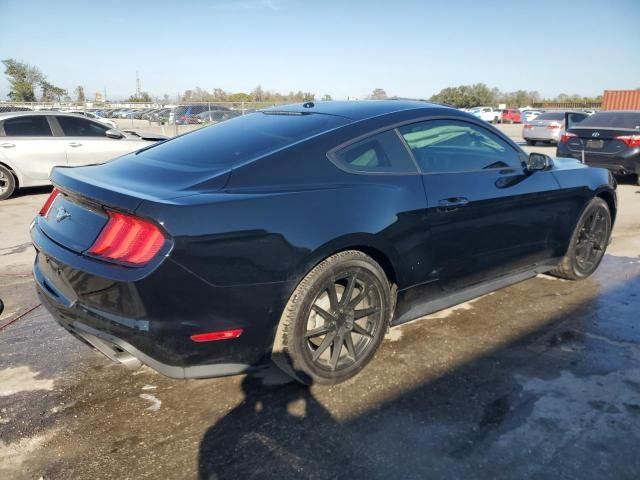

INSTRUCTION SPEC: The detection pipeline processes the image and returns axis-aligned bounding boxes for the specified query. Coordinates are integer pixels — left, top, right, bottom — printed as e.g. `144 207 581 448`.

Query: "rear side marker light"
560 133 577 143
190 329 243 342
87 210 165 266
39 188 60 217
547 124 561 129
616 135 640 147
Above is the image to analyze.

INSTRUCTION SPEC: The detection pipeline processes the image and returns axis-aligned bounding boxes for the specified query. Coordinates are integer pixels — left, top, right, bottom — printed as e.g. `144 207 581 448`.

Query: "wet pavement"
1 168 639 479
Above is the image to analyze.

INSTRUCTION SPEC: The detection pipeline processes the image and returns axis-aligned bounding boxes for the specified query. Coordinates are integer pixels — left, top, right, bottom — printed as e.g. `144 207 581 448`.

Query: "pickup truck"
470 106 501 123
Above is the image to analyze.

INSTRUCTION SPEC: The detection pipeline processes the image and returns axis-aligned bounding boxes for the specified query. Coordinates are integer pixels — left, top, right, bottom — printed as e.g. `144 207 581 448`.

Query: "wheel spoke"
329 333 344 370
312 331 336 361
349 283 370 308
341 272 357 305
344 332 356 360
311 304 336 323
352 323 373 338
305 325 333 338
354 306 380 319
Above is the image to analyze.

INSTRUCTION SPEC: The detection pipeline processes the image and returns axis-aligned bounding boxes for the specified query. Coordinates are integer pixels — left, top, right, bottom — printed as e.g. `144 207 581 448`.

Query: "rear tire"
550 197 611 280
272 251 392 385
0 165 16 200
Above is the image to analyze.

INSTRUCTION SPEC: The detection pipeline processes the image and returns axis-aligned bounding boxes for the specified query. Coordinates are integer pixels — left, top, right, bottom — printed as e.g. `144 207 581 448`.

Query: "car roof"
0 110 89 119
261 100 450 121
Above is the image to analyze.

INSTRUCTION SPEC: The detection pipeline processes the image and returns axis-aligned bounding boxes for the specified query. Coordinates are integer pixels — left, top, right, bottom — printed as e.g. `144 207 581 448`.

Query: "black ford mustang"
31 101 616 384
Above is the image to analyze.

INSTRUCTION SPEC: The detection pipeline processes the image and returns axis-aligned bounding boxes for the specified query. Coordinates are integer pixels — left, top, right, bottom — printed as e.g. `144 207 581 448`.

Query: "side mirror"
105 129 124 139
526 152 553 172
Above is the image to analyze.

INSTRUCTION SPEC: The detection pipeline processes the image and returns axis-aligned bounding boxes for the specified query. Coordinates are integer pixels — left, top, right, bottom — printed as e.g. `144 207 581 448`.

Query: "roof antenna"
303 101 315 108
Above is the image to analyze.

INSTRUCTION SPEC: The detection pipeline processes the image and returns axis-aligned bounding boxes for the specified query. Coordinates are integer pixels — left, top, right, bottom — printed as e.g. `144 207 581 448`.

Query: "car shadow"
198 255 640 480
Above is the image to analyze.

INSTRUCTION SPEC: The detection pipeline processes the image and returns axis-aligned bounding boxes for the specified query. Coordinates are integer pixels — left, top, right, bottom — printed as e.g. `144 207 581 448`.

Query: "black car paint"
31 101 617 378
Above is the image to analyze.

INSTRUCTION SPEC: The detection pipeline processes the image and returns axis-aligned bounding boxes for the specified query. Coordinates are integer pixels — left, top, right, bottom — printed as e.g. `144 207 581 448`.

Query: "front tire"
272 251 392 385
0 165 17 200
550 197 612 280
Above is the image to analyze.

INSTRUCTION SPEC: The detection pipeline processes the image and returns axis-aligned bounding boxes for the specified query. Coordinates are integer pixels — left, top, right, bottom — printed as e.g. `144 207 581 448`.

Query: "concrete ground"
1 127 639 479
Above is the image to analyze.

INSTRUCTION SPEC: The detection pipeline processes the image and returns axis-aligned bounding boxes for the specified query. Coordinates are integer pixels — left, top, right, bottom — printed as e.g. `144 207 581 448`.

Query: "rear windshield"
138 112 350 167
536 112 564 121
577 111 640 130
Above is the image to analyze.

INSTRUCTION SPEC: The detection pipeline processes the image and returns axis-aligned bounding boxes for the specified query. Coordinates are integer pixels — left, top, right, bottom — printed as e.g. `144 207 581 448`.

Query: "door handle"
68 142 83 147
437 197 469 212
0 142 15 148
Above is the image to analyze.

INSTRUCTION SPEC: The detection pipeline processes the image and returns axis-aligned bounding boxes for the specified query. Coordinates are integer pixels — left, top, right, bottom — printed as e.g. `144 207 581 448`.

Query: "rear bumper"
556 147 640 175
523 130 561 142
32 225 294 379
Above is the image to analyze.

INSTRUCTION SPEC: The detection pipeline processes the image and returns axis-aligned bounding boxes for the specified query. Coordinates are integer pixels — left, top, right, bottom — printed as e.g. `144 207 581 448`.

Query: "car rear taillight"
524 124 533 129
87 210 165 266
560 132 577 143
547 124 561 129
39 188 60 217
615 135 640 147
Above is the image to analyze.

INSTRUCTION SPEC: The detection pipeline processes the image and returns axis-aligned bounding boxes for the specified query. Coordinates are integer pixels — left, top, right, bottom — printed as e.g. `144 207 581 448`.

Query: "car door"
0 115 67 186
398 118 562 291
54 115 137 166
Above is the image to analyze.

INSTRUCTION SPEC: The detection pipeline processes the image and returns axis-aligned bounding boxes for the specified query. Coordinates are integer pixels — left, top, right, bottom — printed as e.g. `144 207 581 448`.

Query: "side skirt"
391 263 558 326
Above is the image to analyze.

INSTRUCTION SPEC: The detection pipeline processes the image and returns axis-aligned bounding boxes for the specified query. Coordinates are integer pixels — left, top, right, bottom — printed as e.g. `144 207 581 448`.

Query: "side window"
3 116 52 136
398 119 521 173
57 116 109 137
332 130 417 174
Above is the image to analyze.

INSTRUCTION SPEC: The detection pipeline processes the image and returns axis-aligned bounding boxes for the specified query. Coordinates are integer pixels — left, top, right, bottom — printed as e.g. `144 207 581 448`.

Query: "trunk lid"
41 153 230 254
565 127 636 155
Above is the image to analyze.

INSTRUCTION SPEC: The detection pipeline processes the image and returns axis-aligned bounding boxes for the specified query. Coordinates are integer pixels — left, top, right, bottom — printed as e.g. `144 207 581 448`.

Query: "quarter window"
398 120 521 173
57 116 109 137
332 130 417 173
3 116 52 136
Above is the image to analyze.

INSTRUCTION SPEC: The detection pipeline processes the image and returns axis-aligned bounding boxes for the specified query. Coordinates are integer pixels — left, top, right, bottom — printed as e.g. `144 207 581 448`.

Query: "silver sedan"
0 111 166 199
522 111 589 146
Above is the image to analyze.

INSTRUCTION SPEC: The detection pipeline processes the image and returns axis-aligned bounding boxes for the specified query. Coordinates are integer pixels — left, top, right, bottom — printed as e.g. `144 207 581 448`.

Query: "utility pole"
136 70 141 98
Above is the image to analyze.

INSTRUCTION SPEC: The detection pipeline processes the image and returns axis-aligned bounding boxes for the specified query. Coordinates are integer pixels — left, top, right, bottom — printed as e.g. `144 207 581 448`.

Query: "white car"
470 106 501 123
0 112 166 199
66 110 117 129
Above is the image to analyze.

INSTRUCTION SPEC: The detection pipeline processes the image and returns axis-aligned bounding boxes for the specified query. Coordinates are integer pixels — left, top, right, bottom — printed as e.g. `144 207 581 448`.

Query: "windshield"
577 111 640 130
536 112 564 121
137 112 351 167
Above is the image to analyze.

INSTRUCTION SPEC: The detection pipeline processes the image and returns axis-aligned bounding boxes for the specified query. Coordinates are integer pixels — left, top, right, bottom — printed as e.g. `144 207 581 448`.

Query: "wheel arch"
595 189 616 224
0 160 20 189
294 235 400 290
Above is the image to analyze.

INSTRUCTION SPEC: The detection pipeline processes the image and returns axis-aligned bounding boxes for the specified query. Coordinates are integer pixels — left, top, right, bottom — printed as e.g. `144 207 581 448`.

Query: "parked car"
500 109 523 124
557 110 640 184
194 109 241 124
523 111 589 145
0 112 166 199
522 110 543 122
151 108 171 123
171 104 233 125
471 107 501 123
66 110 117 129
30 101 616 385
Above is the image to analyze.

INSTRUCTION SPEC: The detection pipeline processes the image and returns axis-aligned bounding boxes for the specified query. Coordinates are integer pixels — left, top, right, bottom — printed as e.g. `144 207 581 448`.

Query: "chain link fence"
0 101 290 137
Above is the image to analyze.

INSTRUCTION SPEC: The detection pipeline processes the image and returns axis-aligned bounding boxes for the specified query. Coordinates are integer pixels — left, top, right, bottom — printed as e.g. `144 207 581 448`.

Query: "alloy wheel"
304 269 383 372
575 206 609 273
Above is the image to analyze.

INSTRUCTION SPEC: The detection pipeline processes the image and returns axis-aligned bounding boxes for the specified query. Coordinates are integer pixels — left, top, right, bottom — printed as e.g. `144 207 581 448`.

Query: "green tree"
40 80 67 102
127 92 152 102
369 88 387 99
430 83 496 108
321 94 332 101
2 58 44 101
228 92 252 102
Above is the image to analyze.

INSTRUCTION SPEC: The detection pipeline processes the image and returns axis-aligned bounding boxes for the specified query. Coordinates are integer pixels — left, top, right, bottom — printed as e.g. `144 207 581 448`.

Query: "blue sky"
1 0 639 101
